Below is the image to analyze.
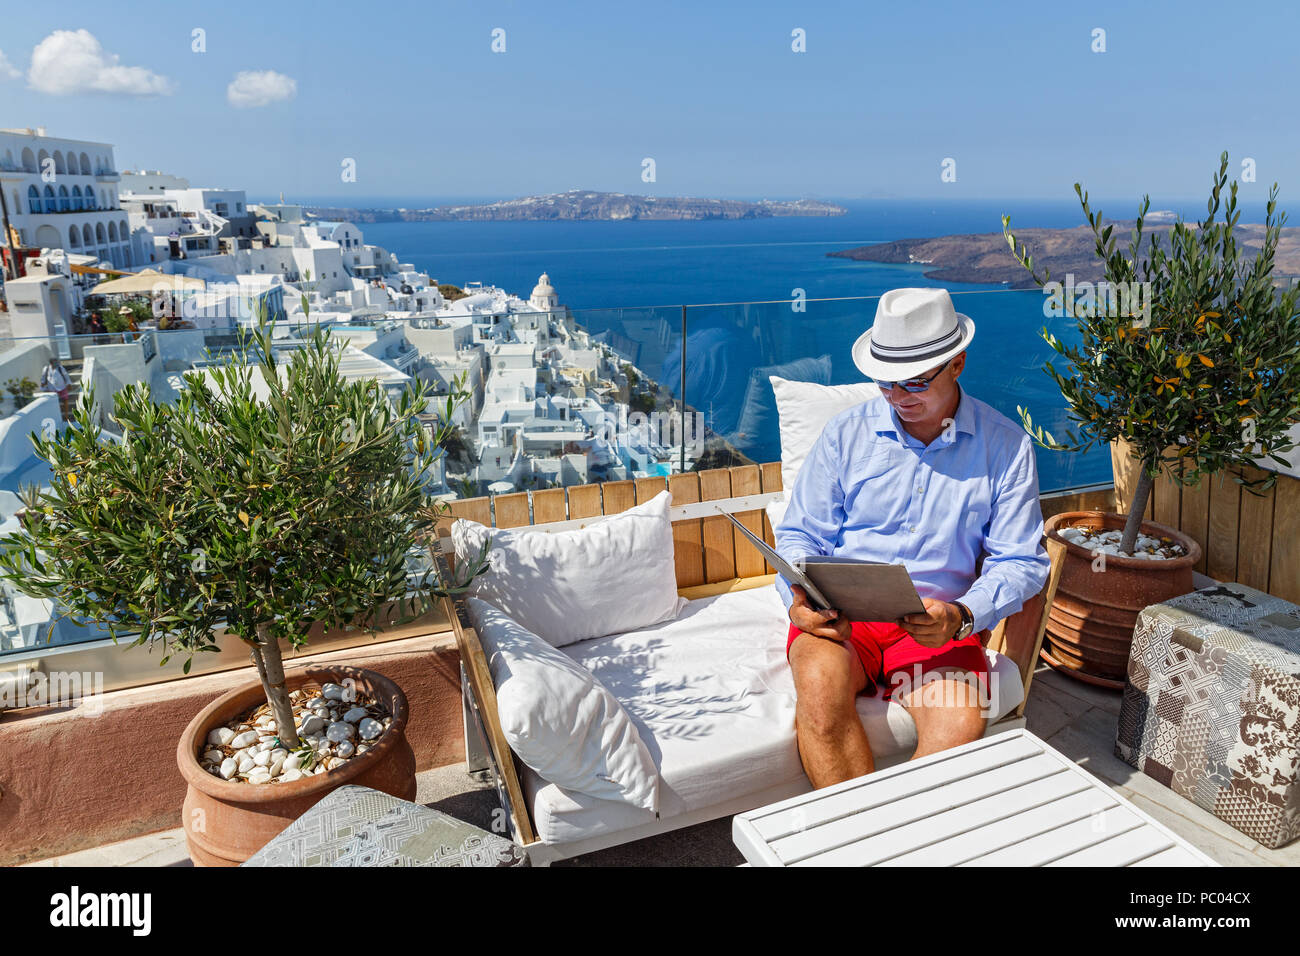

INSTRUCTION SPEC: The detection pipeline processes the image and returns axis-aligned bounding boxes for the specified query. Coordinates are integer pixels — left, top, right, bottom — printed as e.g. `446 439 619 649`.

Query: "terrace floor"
25 662 1298 867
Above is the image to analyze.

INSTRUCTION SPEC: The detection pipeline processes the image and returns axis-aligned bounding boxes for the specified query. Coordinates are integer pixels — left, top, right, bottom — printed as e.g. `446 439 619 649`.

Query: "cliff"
305 190 846 223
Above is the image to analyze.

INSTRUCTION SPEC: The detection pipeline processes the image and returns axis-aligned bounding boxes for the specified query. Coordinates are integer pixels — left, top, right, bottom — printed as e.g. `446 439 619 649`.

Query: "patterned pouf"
242 785 529 867
1116 582 1300 849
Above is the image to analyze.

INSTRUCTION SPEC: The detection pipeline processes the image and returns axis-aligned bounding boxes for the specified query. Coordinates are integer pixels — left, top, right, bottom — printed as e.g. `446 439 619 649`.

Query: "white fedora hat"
852 288 975 381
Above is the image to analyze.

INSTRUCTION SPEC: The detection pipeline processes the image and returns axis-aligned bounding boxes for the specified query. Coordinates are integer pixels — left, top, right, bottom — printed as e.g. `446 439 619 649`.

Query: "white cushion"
466 596 660 814
451 488 681 647
522 584 1024 845
766 496 788 533
770 375 881 497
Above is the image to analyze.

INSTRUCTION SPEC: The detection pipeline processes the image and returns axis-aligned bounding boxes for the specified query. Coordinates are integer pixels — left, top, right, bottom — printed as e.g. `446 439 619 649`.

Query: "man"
775 287 1049 789
40 357 72 420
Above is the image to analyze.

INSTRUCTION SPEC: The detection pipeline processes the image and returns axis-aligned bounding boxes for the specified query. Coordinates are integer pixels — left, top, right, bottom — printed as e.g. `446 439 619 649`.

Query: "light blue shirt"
774 385 1049 635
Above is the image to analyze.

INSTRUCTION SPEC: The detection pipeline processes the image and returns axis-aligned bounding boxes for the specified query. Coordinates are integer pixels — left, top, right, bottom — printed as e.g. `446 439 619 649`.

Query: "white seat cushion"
522 584 1024 846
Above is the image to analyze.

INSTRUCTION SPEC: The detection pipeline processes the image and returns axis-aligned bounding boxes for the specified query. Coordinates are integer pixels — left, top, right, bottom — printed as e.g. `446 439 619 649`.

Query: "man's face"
880 351 966 424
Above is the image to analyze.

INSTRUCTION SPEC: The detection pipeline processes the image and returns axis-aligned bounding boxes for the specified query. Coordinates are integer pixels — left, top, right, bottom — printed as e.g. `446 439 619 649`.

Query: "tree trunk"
1119 466 1155 555
249 625 301 750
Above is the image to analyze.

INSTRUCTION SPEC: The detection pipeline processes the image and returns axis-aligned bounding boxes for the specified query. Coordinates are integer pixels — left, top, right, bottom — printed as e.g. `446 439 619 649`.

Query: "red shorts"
786 620 990 702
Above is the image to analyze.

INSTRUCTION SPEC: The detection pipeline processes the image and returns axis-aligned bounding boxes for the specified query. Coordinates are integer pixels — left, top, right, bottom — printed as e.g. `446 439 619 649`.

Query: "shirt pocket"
846 446 905 482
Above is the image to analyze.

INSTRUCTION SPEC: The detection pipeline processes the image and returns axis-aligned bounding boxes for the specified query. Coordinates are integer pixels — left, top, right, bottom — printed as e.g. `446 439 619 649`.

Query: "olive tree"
0 305 489 748
1003 152 1300 553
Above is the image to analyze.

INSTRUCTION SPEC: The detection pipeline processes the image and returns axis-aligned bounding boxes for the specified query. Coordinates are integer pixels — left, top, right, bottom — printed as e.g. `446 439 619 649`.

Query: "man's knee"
906 674 988 744
790 636 861 738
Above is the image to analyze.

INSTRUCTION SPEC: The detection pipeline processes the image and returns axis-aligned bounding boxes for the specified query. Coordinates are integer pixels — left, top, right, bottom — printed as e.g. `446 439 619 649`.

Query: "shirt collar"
868 383 977 445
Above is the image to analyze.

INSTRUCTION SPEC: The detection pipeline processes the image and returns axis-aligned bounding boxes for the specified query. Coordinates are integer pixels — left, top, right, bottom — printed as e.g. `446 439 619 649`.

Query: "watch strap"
954 601 973 639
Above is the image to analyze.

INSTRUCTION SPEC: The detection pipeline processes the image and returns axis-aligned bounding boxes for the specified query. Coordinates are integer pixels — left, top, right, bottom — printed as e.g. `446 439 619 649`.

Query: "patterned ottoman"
242 785 529 867
1116 582 1300 849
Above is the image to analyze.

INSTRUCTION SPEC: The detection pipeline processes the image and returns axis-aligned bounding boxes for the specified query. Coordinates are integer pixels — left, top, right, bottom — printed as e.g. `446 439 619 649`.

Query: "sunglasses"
874 358 952 393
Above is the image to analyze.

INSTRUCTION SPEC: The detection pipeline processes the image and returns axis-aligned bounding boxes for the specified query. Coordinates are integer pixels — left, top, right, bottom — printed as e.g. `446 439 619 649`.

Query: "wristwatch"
953 602 974 640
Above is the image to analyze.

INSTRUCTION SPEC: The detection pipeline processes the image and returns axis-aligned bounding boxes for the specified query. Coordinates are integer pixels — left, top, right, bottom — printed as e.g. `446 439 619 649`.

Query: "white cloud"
0 50 20 81
226 70 297 108
27 29 172 96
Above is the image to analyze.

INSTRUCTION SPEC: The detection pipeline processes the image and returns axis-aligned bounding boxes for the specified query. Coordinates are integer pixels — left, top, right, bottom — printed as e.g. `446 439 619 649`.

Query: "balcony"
0 290 1297 869
15 471 1300 868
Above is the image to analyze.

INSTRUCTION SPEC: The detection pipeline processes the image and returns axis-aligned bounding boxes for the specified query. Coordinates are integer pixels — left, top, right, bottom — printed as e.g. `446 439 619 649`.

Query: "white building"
121 171 260 266
0 127 133 267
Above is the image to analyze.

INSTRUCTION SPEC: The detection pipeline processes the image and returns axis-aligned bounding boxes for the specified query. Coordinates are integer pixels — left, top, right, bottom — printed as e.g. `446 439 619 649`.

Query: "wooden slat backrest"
699 469 736 583
729 465 766 579
493 491 531 529
668 473 706 588
531 487 567 524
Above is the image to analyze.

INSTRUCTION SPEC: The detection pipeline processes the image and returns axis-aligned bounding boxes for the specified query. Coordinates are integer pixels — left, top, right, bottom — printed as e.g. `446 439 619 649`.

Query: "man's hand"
789 584 852 644
899 598 961 648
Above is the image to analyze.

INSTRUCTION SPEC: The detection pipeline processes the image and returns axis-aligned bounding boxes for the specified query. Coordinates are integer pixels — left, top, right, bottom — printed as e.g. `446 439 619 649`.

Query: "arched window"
58 185 70 212
43 185 56 213
72 185 83 210
37 149 50 174
68 228 80 248
21 148 36 172
99 189 108 208
27 185 40 214
53 151 66 175
85 190 96 211
108 221 118 242
96 223 106 243
83 225 94 246
119 219 129 241
79 152 91 175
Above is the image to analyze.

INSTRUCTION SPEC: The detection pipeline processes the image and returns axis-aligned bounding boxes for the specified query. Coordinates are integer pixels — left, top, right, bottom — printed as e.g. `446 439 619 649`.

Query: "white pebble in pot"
299 714 325 735
326 721 355 743
207 727 236 747
358 717 383 741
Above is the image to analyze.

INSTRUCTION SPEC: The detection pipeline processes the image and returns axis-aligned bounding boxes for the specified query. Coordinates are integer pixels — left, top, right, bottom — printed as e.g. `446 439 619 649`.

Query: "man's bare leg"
899 666 987 760
789 632 873 788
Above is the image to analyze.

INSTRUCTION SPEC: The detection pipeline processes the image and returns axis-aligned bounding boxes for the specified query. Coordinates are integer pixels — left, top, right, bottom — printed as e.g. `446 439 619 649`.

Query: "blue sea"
308 197 1279 493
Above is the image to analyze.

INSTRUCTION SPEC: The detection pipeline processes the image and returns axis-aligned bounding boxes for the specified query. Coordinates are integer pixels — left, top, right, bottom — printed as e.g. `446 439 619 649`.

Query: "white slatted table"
732 729 1217 867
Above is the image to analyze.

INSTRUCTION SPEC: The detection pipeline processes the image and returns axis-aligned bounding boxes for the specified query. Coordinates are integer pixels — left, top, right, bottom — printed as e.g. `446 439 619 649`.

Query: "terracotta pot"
1042 511 1202 689
177 665 416 866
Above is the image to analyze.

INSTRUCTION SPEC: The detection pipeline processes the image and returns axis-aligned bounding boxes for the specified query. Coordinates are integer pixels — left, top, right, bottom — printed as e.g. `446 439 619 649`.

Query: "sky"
3 0 1300 204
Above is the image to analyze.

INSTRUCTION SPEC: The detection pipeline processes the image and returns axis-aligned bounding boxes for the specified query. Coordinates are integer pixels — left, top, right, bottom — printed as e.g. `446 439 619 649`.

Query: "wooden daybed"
435 465 1067 865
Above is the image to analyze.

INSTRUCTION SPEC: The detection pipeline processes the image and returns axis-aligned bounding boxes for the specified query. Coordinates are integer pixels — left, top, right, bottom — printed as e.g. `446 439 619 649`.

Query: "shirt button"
915 486 924 495
909 525 917 533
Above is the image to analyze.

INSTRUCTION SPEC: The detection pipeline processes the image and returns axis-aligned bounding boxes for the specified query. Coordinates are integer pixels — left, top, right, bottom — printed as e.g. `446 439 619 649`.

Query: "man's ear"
950 351 967 379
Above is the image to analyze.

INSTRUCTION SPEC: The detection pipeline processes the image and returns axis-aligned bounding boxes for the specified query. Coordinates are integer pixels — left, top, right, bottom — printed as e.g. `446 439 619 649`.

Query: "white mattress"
521 584 1024 846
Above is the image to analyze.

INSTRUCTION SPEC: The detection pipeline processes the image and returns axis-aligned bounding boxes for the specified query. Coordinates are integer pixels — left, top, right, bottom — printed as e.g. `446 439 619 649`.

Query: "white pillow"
770 376 881 496
766 496 788 533
451 488 681 648
467 596 659 813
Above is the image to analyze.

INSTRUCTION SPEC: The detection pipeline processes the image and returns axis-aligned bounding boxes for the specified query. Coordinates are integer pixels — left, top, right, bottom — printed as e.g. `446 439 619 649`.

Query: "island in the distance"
304 189 846 223
828 214 1300 287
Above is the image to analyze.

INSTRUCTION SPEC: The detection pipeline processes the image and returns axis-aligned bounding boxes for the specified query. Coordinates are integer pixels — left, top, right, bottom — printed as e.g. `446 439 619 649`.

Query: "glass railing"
1 282 1257 661
563 289 1112 494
